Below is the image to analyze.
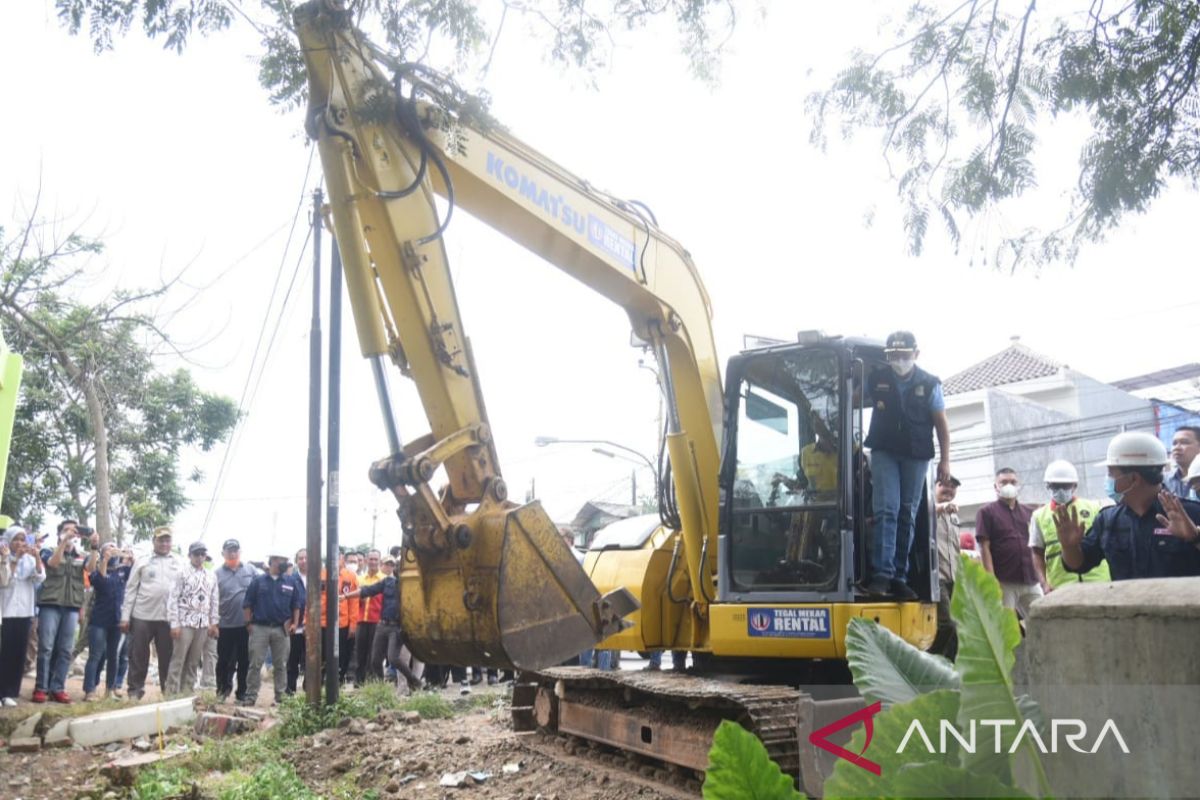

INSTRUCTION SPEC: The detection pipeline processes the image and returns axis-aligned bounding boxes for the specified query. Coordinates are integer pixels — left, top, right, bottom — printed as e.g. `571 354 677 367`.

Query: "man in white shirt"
120 527 182 700
164 542 219 696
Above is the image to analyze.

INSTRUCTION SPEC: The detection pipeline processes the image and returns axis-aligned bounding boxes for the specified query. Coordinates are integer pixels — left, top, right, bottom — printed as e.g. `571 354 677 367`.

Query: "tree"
53 0 740 108
0 206 238 542
808 0 1200 267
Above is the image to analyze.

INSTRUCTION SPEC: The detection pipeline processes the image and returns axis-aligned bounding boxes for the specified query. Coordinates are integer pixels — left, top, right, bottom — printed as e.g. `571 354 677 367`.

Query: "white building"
943 339 1159 529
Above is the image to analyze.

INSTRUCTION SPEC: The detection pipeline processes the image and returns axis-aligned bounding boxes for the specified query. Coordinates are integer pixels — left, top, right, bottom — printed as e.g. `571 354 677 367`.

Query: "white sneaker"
2 697 17 707
459 680 471 696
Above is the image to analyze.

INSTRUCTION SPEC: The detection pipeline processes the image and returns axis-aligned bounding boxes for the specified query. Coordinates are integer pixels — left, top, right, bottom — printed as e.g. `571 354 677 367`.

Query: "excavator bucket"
399 499 639 671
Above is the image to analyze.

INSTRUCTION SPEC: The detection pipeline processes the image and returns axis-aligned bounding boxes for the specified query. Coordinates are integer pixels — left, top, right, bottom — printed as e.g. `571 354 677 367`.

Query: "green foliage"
951 555 1027 782
810 0 1200 268
217 761 319 800
0 219 238 537
52 0 739 109
131 766 199 800
825 555 1051 799
823 689 963 799
189 731 284 773
399 690 456 719
275 682 414 737
844 615 960 708
703 719 802 800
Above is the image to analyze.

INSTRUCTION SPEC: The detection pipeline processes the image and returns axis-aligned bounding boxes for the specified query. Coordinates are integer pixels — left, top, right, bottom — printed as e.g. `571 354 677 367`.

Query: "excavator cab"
718 336 937 604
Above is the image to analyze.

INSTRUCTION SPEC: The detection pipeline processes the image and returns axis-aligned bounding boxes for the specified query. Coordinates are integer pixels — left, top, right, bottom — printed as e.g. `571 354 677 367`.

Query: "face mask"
1105 476 1127 503
224 556 239 568
997 484 1019 500
889 358 915 376
1051 488 1074 505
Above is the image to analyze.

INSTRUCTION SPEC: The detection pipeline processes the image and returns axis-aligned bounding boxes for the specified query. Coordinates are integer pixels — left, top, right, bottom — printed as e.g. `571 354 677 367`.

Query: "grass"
216 762 318 800
87 680 511 798
397 691 455 719
130 766 200 800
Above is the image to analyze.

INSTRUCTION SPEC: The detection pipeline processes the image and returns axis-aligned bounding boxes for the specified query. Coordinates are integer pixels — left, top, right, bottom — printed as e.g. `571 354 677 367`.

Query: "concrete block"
43 717 73 748
12 711 42 740
1022 577 1200 798
194 712 255 737
68 697 196 747
8 736 41 753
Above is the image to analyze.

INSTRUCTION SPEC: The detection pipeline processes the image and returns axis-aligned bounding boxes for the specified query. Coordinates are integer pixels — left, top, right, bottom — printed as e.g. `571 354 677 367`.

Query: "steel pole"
304 189 324 706
325 235 344 706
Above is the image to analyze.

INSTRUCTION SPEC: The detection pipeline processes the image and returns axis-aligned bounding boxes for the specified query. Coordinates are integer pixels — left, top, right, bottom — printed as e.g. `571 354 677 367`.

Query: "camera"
77 526 94 537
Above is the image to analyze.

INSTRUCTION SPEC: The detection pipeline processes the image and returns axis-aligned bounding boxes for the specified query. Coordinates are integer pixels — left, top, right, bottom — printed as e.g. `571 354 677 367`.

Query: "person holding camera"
1 527 45 705
83 542 131 700
33 520 94 703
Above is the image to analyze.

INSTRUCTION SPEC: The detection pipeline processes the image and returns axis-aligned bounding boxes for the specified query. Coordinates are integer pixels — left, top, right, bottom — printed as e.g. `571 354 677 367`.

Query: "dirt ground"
0 682 688 800
289 698 682 800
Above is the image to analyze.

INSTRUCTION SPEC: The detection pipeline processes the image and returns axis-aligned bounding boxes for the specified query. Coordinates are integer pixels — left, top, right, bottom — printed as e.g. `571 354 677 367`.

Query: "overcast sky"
3 1 1197 558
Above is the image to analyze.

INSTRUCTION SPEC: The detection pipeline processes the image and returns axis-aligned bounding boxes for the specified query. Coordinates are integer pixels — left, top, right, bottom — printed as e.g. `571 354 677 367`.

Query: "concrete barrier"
68 697 196 747
1020 577 1200 798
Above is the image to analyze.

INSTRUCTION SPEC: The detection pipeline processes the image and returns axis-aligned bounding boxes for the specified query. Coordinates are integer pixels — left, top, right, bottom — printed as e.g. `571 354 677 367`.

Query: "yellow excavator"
294 1 937 792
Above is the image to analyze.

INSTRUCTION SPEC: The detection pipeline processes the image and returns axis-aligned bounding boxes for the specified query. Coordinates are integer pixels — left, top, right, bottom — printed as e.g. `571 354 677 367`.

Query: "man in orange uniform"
353 550 385 686
320 551 358 685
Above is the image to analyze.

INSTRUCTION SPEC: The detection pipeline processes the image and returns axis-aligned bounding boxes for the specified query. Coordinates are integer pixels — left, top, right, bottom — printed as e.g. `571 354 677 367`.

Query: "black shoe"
864 576 891 597
890 579 919 602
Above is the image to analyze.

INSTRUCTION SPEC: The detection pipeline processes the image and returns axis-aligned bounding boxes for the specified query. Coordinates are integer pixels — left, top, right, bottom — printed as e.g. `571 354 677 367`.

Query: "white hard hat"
1186 456 1200 485
1043 460 1079 484
1105 431 1168 467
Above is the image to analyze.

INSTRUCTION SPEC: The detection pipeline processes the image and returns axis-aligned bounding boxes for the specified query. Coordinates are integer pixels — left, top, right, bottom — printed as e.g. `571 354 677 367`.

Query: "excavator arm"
294 0 722 669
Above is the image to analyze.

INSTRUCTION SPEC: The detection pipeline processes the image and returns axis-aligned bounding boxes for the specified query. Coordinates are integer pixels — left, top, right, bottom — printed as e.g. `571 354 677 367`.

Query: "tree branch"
990 0 1037 174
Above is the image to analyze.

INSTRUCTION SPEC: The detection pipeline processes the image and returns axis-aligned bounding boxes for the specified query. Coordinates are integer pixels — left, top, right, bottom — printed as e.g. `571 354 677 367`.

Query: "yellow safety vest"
1032 498 1110 588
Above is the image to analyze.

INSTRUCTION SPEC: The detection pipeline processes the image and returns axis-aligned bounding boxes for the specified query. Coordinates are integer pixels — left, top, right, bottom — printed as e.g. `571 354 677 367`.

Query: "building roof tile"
943 342 1064 396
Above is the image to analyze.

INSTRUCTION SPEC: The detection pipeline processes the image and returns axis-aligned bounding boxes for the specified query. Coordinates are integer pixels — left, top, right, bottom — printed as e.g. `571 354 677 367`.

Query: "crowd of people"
0 527 500 707
931 426 1200 658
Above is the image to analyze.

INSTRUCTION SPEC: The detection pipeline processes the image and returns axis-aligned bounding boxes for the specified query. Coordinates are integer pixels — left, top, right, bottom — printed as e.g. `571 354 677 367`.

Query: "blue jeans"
36 605 80 693
595 650 618 670
83 625 123 693
115 634 130 688
870 449 929 581
649 650 687 670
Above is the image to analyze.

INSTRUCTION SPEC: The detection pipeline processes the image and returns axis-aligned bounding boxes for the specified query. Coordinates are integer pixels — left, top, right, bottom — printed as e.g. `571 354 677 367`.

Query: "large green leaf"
889 763 1036 799
703 720 802 800
951 556 1046 791
824 689 961 800
845 616 960 708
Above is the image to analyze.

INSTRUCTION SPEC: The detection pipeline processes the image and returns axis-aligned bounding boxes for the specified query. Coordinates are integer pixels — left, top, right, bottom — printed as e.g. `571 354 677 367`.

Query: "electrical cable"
201 146 317 535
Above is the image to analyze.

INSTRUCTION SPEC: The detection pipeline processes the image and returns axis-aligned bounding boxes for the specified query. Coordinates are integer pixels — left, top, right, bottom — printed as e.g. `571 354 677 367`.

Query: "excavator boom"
293 1 723 668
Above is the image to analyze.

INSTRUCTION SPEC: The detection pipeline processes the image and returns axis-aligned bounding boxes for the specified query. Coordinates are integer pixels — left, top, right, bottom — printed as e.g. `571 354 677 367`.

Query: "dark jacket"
358 576 400 624
1071 498 1200 580
864 365 939 460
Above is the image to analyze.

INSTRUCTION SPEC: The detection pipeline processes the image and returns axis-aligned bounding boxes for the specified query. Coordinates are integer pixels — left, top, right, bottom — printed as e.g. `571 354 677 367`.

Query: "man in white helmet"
1028 460 1109 592
1058 432 1200 579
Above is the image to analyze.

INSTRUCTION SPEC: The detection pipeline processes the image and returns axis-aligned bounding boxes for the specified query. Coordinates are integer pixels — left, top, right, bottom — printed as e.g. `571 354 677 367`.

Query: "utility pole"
325 234 344 706
631 468 637 506
304 189 324 707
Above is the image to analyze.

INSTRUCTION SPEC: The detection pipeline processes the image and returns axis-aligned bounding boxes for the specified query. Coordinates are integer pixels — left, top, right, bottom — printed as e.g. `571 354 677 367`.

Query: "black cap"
939 475 962 488
222 538 240 552
188 541 208 556
884 330 918 351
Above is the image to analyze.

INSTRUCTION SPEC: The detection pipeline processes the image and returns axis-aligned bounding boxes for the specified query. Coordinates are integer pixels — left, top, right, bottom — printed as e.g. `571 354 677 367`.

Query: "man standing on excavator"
863 331 951 599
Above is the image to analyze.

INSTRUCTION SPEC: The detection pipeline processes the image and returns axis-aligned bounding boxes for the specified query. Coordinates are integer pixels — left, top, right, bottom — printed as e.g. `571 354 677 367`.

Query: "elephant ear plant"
702 556 1052 799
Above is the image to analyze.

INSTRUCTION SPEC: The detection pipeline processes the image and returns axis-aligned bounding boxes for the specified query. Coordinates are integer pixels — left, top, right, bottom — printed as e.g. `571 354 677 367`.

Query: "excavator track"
512 667 812 795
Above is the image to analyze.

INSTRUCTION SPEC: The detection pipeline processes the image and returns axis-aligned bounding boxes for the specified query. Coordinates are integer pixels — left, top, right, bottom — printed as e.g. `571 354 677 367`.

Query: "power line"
201 145 317 535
